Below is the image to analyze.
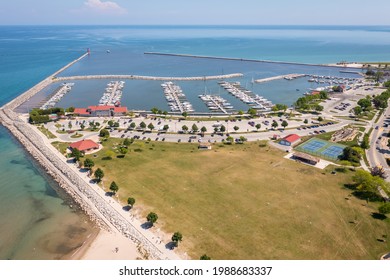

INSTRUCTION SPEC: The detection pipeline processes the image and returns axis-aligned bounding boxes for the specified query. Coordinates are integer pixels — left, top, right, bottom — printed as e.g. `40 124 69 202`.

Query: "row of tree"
294 92 327 112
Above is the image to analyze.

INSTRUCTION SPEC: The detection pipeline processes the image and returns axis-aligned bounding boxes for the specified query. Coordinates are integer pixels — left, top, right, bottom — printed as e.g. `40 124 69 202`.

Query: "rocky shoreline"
0 108 166 259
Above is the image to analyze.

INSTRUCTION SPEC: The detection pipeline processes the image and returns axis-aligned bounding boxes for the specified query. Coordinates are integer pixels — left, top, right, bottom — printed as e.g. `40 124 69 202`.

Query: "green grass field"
86 139 390 260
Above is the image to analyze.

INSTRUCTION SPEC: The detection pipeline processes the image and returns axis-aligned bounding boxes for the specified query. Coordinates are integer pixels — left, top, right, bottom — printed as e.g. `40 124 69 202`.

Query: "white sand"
79 230 142 260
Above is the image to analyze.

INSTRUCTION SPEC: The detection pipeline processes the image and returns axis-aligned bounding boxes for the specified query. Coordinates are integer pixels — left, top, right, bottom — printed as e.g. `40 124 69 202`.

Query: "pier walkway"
54 73 243 82
255 74 306 83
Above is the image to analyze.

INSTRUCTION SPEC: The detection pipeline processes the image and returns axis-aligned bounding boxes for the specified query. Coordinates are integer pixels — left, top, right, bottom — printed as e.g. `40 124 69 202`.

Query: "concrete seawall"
55 73 243 82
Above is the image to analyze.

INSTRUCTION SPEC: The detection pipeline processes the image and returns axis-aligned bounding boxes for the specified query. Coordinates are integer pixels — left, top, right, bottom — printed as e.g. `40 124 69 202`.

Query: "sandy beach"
74 229 142 260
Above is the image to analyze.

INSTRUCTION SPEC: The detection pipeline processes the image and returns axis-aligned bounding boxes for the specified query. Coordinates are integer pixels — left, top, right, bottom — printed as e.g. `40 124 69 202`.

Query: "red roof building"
279 134 301 146
69 139 99 152
73 106 128 117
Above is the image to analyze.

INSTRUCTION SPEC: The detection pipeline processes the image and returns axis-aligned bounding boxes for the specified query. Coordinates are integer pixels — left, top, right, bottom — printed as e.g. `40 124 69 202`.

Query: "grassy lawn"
37 125 56 139
86 139 390 260
52 141 70 155
70 133 83 139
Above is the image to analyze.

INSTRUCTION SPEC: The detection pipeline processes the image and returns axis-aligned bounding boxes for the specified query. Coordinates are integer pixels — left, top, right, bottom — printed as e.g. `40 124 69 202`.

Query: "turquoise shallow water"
1 25 390 259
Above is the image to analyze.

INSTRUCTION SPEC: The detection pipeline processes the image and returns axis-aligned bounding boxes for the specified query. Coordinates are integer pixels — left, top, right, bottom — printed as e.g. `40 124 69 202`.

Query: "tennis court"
295 138 346 161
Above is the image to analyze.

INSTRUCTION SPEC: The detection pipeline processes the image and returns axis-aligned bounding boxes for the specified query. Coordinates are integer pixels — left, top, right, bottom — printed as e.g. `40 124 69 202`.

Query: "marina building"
74 105 128 117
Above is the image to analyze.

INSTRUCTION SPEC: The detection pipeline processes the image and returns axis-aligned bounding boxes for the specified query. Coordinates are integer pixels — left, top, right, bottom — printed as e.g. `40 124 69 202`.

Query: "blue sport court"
295 138 346 161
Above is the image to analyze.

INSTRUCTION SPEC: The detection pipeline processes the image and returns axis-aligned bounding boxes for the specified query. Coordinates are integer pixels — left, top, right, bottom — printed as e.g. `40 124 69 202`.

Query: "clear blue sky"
1 0 389 25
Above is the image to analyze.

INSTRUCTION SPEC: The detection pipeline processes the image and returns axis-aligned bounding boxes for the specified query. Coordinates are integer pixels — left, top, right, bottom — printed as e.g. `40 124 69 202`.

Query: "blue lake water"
1 25 390 259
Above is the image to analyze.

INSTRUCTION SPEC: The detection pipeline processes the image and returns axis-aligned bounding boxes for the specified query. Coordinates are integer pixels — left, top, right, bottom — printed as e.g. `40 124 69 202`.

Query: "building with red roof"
73 106 128 117
69 139 99 153
279 134 301 146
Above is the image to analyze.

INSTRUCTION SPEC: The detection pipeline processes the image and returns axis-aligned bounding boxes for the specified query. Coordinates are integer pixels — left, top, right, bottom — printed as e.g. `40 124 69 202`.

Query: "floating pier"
161 82 194 113
219 81 273 111
198 94 234 114
40 83 74 110
99 81 125 106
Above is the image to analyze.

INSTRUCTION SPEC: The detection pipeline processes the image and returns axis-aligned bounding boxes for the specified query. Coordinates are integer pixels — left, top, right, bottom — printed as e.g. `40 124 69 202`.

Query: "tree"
192 123 199 132
146 212 158 225
303 119 308 124
119 146 128 157
239 136 247 142
226 136 234 144
233 125 239 131
201 126 207 133
360 133 370 150
354 106 363 116
371 166 386 179
127 197 136 208
107 120 114 127
281 120 288 129
247 108 257 117
272 104 288 112
163 124 169 131
352 169 385 193
213 127 219 133
182 125 189 132
220 125 226 133
255 123 261 130
140 121 146 129
123 138 132 146
147 123 154 131
378 203 390 215
341 147 361 163
80 123 85 130
238 110 244 116
319 91 328 100
66 106 75 113
84 158 95 170
70 148 82 161
357 98 371 110
200 254 211 260
68 121 72 130
314 104 323 112
317 116 323 122
110 181 119 194
375 71 384 82
99 129 110 138
94 168 104 182
171 232 183 247
182 112 188 118
151 107 159 114
129 122 136 130
272 120 278 129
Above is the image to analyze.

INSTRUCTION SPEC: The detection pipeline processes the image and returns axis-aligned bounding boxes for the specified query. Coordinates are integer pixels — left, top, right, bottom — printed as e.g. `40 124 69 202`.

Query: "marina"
198 94 234 114
40 83 74 110
99 81 125 106
219 81 273 111
161 82 194 113
307 74 363 85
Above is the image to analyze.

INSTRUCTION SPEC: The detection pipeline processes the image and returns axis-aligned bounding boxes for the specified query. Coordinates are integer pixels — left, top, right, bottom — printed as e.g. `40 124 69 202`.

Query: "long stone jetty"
3 52 89 111
144 52 363 69
255 73 306 83
54 73 243 82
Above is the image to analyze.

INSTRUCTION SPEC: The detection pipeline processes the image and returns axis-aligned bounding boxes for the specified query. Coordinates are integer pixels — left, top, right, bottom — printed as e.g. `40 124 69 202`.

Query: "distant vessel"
106 50 111 53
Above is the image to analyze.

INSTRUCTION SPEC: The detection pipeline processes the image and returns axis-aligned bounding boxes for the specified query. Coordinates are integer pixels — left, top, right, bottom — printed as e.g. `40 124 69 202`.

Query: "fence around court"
295 138 346 161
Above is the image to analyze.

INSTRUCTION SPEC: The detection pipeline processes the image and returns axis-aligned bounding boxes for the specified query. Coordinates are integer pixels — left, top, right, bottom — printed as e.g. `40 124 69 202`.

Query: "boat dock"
99 81 125 106
198 94 234 114
40 83 74 110
219 81 273 111
255 73 306 83
161 82 194 113
307 74 362 85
